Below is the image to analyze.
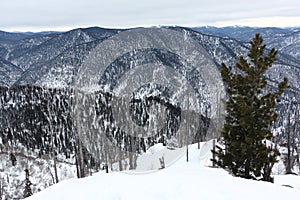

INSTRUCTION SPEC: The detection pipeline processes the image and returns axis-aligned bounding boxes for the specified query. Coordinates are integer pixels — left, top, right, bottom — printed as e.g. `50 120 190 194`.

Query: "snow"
27 142 300 200
0 149 77 199
275 175 300 189
135 143 185 172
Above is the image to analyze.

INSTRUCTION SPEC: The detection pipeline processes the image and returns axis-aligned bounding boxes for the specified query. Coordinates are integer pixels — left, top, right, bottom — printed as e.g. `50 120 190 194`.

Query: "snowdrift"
27 141 300 200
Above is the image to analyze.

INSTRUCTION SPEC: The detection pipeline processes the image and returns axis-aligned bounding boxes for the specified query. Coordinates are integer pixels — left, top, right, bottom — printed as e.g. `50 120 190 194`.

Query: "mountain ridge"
0 26 299 87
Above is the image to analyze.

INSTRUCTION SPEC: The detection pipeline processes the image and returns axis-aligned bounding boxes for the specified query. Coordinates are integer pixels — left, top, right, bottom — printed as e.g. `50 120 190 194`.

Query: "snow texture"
27 142 300 200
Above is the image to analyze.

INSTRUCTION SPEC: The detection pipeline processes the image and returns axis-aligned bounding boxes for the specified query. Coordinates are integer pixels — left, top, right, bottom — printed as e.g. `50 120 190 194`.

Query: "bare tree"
284 101 300 174
0 176 4 200
45 89 59 183
286 108 292 174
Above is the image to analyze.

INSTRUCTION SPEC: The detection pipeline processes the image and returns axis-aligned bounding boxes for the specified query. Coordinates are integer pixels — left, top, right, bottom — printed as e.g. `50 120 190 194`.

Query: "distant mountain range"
0 26 299 98
192 26 300 60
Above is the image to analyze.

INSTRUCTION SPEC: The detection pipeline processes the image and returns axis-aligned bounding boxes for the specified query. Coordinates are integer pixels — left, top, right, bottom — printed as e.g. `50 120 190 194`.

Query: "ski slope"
27 141 300 200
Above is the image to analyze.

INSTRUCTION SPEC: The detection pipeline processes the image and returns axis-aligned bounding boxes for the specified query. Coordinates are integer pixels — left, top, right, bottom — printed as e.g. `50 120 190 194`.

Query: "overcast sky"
1 0 299 32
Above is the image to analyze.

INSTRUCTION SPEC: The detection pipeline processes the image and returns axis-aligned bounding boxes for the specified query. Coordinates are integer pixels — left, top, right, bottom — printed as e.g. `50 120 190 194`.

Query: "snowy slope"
0 148 77 199
27 142 300 200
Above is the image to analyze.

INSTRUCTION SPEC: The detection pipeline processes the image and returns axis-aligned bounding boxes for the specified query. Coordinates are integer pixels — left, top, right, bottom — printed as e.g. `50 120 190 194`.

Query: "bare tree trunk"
53 155 59 183
212 139 216 167
186 90 189 162
133 152 137 169
198 100 201 149
47 90 59 183
296 104 300 173
118 147 123 171
186 143 189 162
129 149 134 170
78 140 85 178
0 177 3 200
104 143 109 173
286 109 292 174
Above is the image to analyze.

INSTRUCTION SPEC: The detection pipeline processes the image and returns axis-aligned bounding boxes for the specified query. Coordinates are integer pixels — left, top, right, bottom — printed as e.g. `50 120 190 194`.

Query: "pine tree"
212 33 288 182
23 169 33 198
10 153 17 166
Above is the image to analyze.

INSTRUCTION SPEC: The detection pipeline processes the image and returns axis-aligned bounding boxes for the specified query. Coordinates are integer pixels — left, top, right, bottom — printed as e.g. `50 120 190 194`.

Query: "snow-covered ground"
27 141 300 200
0 146 77 199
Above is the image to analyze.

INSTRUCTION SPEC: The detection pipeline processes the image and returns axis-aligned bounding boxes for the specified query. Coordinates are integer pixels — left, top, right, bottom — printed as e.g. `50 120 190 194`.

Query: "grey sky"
1 0 299 32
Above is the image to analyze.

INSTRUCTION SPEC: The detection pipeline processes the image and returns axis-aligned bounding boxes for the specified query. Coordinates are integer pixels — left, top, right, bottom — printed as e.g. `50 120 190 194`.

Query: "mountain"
0 26 299 98
0 57 22 86
0 26 299 199
0 27 121 84
192 26 296 41
0 30 37 43
192 26 300 60
8 27 120 72
177 27 300 96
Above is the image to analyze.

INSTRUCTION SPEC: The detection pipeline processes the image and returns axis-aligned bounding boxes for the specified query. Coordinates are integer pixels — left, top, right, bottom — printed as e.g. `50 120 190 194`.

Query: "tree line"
0 84 211 179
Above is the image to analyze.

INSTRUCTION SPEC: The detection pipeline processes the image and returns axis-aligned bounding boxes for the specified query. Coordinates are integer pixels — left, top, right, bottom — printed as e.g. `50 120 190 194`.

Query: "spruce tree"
23 169 33 198
10 153 17 166
213 33 288 181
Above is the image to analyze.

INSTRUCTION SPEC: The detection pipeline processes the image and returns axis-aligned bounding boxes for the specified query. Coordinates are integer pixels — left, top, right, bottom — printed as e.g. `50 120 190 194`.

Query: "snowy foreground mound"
27 142 300 200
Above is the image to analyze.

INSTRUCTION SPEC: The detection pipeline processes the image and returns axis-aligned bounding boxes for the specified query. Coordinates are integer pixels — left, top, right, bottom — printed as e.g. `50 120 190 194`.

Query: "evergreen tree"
212 33 288 182
10 153 17 166
23 169 33 198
